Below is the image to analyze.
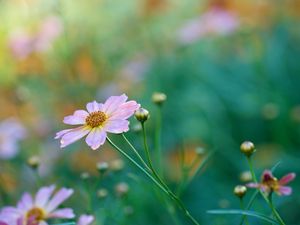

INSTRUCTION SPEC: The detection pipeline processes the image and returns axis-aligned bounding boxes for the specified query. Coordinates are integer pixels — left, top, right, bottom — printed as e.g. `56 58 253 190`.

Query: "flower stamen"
86 111 107 128
26 207 45 222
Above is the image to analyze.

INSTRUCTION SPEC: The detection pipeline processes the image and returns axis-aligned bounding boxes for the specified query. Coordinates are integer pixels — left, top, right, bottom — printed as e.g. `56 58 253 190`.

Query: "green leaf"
207 209 279 224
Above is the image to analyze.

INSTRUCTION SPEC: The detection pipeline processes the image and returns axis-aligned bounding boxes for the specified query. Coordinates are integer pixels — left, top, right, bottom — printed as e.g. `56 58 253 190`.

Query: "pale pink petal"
63 110 88 125
109 101 140 120
48 208 75 219
104 120 129 133
246 183 260 188
55 129 73 139
86 101 100 113
85 128 107 150
38 221 48 225
103 94 128 115
45 188 74 213
279 173 296 185
60 126 90 148
78 214 94 225
17 193 33 211
277 186 292 196
35 185 56 208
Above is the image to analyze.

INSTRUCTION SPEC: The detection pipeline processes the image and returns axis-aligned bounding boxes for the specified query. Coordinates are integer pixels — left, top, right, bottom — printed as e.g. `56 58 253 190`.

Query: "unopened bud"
234 185 247 198
96 162 109 175
135 108 150 123
110 159 124 172
152 92 167 106
240 171 252 182
80 172 90 180
240 141 256 157
115 182 129 197
97 188 108 199
27 156 40 170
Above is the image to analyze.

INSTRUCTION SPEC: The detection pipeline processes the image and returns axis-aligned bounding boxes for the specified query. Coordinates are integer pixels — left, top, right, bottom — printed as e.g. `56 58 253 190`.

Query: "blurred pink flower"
55 94 140 150
0 185 74 225
177 8 239 44
0 118 27 159
247 170 296 196
78 214 94 225
8 16 63 60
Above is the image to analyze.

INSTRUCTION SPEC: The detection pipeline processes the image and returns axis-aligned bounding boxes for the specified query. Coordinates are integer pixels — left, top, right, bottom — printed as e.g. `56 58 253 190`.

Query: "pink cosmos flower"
78 214 94 225
0 118 27 159
247 170 296 196
55 94 140 150
177 8 239 44
0 185 74 225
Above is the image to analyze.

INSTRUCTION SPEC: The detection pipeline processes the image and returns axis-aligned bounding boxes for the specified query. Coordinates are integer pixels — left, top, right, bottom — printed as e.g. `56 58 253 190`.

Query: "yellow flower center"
26 207 45 222
85 111 107 128
263 177 279 191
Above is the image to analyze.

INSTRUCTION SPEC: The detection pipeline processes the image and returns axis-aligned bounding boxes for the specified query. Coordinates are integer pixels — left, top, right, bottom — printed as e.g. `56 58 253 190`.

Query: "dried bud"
97 188 108 199
115 182 129 197
234 185 247 198
80 172 90 180
134 108 150 123
152 92 167 106
240 141 255 157
96 162 109 175
110 159 124 172
27 156 40 170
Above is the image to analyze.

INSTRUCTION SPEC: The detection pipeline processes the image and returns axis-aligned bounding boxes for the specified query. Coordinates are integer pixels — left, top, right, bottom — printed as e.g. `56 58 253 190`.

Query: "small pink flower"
0 185 74 225
247 170 296 196
0 118 27 159
55 94 140 150
78 214 94 225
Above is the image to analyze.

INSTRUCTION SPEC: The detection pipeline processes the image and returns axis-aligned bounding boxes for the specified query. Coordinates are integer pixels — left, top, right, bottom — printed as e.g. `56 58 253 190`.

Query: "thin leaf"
207 209 279 224
271 161 282 172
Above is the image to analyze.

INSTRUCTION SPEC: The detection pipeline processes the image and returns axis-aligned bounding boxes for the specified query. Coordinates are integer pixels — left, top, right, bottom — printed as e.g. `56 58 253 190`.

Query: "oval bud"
240 141 255 157
234 185 247 198
135 108 150 123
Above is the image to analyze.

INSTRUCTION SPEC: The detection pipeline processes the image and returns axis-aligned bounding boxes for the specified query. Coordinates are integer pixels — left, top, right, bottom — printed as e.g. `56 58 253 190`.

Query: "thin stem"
246 157 286 225
107 137 200 225
239 190 259 225
154 106 162 174
239 198 250 225
121 133 151 171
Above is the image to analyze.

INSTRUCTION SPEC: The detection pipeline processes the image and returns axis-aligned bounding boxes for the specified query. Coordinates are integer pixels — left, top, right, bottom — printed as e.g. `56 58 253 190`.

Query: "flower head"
0 185 74 225
56 94 140 150
0 118 27 159
78 214 94 225
247 170 296 196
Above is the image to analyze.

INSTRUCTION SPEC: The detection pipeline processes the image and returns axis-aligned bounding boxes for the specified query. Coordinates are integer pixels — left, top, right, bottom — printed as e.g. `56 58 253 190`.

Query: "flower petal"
35 185 56 208
17 193 33 211
104 120 129 133
86 101 102 113
85 128 107 150
277 186 292 196
59 126 90 148
55 129 73 139
63 110 88 125
109 101 140 120
103 94 128 115
48 208 75 219
279 173 296 185
78 214 95 225
45 188 74 213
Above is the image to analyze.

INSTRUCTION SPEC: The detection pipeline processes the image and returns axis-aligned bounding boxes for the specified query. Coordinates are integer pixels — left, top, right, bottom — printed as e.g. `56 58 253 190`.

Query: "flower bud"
110 159 124 172
27 156 40 170
240 141 255 157
234 185 247 198
80 172 90 180
97 188 108 199
96 162 109 175
239 171 252 182
152 92 167 106
115 182 129 197
134 108 150 123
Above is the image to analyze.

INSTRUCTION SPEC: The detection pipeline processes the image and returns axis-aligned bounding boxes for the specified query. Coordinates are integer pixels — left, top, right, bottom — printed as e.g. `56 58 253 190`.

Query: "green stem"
107 137 200 225
246 157 286 225
155 106 162 174
239 198 250 225
239 190 259 225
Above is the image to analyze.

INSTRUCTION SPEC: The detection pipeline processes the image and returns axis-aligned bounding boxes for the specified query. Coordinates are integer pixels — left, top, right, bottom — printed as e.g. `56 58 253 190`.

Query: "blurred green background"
1 0 300 224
